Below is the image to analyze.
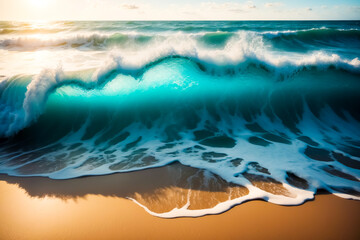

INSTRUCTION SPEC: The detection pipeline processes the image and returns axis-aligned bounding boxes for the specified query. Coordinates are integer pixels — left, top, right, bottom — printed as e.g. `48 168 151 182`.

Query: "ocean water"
0 21 360 217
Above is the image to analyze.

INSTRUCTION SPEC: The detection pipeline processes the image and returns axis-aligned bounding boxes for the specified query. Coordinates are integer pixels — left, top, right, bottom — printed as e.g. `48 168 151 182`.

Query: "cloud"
247 2 256 9
200 1 256 13
122 4 139 10
265 2 283 8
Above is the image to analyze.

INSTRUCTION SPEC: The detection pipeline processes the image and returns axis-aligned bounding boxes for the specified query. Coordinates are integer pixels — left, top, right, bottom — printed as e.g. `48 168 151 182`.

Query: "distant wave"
0 32 156 50
2 28 359 52
4 30 358 71
0 28 65 35
263 28 360 43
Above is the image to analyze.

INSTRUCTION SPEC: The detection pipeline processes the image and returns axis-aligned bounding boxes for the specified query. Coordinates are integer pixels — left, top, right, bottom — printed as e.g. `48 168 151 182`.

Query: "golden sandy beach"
0 164 359 240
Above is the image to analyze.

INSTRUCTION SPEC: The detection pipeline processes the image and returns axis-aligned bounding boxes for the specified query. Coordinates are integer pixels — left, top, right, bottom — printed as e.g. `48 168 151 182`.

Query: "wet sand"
0 164 359 240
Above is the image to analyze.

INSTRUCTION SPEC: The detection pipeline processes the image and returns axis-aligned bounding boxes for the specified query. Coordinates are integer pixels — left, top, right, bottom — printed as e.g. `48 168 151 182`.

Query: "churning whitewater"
0 21 360 217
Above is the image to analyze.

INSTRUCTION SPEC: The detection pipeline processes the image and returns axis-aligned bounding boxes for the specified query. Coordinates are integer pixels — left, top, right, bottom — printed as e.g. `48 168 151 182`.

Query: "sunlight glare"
29 0 51 8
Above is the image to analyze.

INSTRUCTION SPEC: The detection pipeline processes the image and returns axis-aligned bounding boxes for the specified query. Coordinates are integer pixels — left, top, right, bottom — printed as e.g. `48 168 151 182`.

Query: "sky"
0 0 359 21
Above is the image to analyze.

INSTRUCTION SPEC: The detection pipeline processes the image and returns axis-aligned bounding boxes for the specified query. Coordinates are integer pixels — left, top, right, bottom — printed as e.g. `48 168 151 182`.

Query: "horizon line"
1 19 360 22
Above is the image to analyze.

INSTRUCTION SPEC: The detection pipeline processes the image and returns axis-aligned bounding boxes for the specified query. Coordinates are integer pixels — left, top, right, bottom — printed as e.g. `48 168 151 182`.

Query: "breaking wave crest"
0 49 359 137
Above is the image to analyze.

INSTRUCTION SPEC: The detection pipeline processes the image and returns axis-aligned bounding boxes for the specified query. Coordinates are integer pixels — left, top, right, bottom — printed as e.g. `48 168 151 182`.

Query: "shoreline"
1 180 359 240
0 162 315 217
0 165 359 239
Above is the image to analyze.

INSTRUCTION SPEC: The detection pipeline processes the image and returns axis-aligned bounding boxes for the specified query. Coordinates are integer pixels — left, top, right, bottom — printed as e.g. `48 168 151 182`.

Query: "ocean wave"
0 28 65 35
263 28 360 45
92 43 360 79
1 28 359 60
0 21 74 35
0 32 157 50
0 31 243 51
0 49 359 139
